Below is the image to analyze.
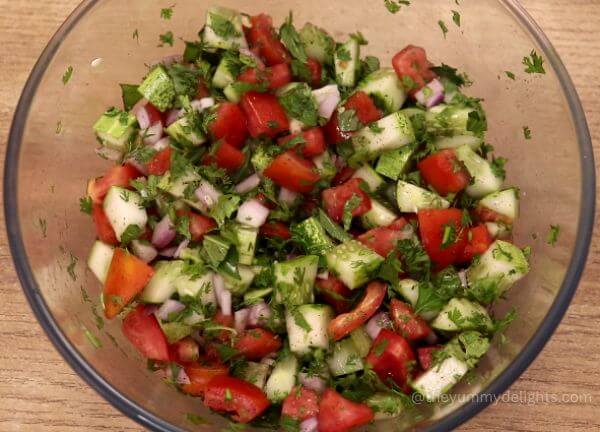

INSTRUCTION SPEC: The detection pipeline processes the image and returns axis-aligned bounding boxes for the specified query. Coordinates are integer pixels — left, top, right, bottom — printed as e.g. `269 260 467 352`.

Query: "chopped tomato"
234 328 282 360
417 346 442 371
417 208 468 269
209 103 249 148
170 337 200 364
417 149 470 195
388 217 409 231
122 305 169 361
459 224 493 263
196 77 211 99
332 166 356 186
278 127 326 158
306 58 323 87
318 389 374 432
211 141 246 171
91 203 118 245
323 91 382 145
357 226 408 257
389 299 431 340
260 221 292 240
246 15 291 66
103 249 155 319
392 45 437 91
281 386 320 421
181 362 229 396
189 213 217 242
365 329 415 390
328 281 387 341
315 275 354 314
212 310 234 343
237 63 292 91
87 164 141 204
263 151 320 194
322 178 372 223
240 92 290 138
204 375 270 423
146 147 172 176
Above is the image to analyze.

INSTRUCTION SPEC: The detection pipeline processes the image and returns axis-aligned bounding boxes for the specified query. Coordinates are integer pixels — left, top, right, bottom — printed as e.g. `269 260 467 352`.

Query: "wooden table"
0 1 598 430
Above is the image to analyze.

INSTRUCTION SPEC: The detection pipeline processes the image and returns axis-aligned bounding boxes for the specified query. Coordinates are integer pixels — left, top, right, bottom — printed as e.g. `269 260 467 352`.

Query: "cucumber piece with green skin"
431 298 494 332
327 338 364 376
466 240 529 302
366 393 406 420
87 241 115 284
395 278 419 307
244 287 273 304
274 255 319 306
140 261 182 303
238 362 271 390
300 23 335 64
231 223 258 265
165 116 206 147
411 355 469 401
325 240 384 290
356 68 406 114
138 66 176 112
176 269 215 302
202 6 248 51
223 83 243 103
434 134 482 150
212 54 239 89
264 355 298 403
334 39 360 87
426 105 481 135
291 217 334 255
222 265 256 295
351 165 384 191
455 145 503 198
399 107 426 118
375 144 415 181
102 187 147 242
160 321 192 344
286 304 334 355
158 171 219 214
312 150 337 182
360 199 398 229
93 108 137 151
349 327 372 357
352 112 415 162
484 222 512 239
478 188 519 222
396 180 450 213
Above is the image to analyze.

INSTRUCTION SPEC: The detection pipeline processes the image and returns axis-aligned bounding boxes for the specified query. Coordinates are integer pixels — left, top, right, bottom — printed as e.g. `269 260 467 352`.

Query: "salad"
84 6 530 431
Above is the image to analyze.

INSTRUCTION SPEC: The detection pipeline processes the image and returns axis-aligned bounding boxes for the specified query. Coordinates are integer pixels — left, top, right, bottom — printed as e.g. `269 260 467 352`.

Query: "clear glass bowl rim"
4 1 596 431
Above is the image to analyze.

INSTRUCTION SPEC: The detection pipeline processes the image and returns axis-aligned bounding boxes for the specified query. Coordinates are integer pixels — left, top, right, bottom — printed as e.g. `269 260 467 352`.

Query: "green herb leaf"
505 70 516 80
440 224 457 250
523 126 532 140
438 20 449 38
396 239 431 279
466 110 487 135
119 84 143 111
209 194 241 226
159 31 175 47
318 209 352 242
350 31 368 45
338 109 362 132
490 156 507 179
342 194 362 230
210 13 241 38
279 13 307 62
120 224 144 245
160 6 174 20
62 66 74 85
79 196 93 214
451 10 461 27
383 0 410 14
132 29 139 42
522 49 545 74
547 224 560 246
430 63 470 87
185 413 211 425
278 84 319 127
290 307 312 332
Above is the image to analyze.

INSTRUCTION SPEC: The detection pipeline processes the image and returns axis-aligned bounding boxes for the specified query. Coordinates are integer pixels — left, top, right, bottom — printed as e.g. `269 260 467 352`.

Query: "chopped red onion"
152 215 176 248
234 174 261 194
333 154 347 171
236 199 270 228
278 187 299 206
317 271 329 280
248 301 271 327
158 246 177 257
415 78 445 108
156 299 186 321
95 146 122 161
195 180 222 213
312 84 341 120
213 274 232 316
300 417 319 432
299 373 327 394
131 98 149 119
235 309 250 332
153 137 171 152
165 108 184 126
366 312 393 339
191 97 215 112
142 122 164 146
176 368 191 385
131 239 158 263
173 239 190 259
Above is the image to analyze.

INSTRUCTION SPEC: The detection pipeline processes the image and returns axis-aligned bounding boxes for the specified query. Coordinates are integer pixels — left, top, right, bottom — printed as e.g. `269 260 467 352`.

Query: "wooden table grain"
0 1 599 431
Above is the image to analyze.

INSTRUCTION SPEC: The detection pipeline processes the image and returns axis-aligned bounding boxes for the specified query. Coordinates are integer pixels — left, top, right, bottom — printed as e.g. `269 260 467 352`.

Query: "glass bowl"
5 0 595 431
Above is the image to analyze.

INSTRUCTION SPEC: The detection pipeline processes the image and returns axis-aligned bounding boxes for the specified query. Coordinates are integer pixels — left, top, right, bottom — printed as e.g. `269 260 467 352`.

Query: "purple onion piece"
156 299 186 321
300 417 319 432
152 215 176 248
365 312 393 339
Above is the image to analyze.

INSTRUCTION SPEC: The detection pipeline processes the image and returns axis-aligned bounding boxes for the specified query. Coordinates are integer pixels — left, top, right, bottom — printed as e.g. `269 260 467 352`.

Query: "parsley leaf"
318 209 352 242
466 110 487 135
120 224 144 245
522 49 545 74
490 156 507 179
452 10 461 27
547 224 560 246
62 66 73 85
396 239 431 279
438 20 449 38
79 196 93 214
279 13 307 62
505 71 516 80
159 31 174 47
278 84 319 127
383 0 410 14
185 413 211 425
342 194 362 230
430 64 470 87
523 126 532 140
338 109 362 132
160 6 174 20
166 63 202 98
290 307 312 332
209 194 241 226
360 56 381 78
119 84 143 111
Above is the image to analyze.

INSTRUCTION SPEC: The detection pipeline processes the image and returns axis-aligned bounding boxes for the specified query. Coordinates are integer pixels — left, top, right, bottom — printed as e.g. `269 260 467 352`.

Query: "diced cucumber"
223 83 243 103
244 287 273 304
265 355 298 403
222 265 256 295
312 150 337 182
434 134 482 150
357 68 406 114
286 304 334 355
375 144 415 181
166 116 206 147
202 6 248 51
325 240 384 289
400 107 426 118
93 108 137 151
396 180 450 213
176 269 215 304
212 54 239 89
455 145 503 198
478 188 519 222
352 112 415 162
102 187 147 241
334 39 360 87
366 393 406 420
431 298 493 332
327 338 364 376
411 355 469 401
349 327 372 357
87 241 115 284
160 321 192 343
274 255 319 306
361 199 398 229
484 222 512 239
466 240 529 302
300 23 335 64
351 165 384 191
395 278 419 308
140 261 181 303
138 66 176 112
291 217 334 255
238 362 271 390
231 223 258 265
203 235 230 265
426 105 480 135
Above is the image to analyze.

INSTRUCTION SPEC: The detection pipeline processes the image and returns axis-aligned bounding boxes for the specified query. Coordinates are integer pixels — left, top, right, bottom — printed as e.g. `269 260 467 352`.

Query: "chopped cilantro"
79 196 93 214
440 224 457 250
505 70 516 80
430 64 470 87
160 6 174 20
209 194 241 226
438 20 449 38
132 29 139 42
490 156 507 179
62 66 73 85
360 56 381 78
119 84 143 111
523 126 532 140
278 84 319 127
342 194 362 230
290 307 312 332
338 109 362 132
279 13 307 62
383 0 410 14
159 31 174 47
318 209 352 242
452 10 461 27
120 224 144 245
210 13 241 38
466 110 487 135
522 49 545 74
547 224 560 246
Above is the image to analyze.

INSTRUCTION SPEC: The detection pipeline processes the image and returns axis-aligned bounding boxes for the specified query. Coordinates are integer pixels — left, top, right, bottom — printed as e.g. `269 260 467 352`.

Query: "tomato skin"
264 151 320 194
122 305 169 361
189 213 217 242
418 149 470 195
146 147 172 176
322 178 372 223
278 127 326 158
388 217 409 231
196 77 211 99
281 386 320 421
392 45 437 91
389 299 431 340
323 92 383 145
315 275 354 314
417 346 442 371
459 224 493 263
170 337 200 364
238 63 292 91
328 281 387 341
365 329 415 390
246 15 291 66
318 389 374 432
209 103 249 148
417 208 468 269
357 226 409 257
259 221 292 240
306 58 323 87
211 141 246 171
240 92 290 138
87 165 141 204
331 166 356 186
212 310 234 343
181 363 229 396
103 249 155 319
234 328 282 360
204 375 270 423
91 203 118 245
